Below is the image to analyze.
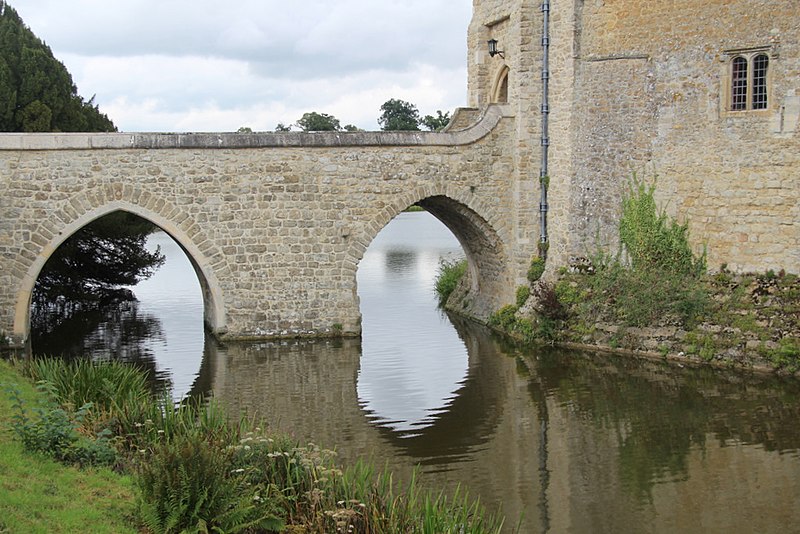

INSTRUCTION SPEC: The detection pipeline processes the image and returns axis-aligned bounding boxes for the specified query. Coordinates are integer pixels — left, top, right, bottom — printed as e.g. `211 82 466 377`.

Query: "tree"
378 98 420 131
2 6 162 313
0 3 115 132
421 110 451 132
33 212 165 307
296 112 341 132
274 122 291 132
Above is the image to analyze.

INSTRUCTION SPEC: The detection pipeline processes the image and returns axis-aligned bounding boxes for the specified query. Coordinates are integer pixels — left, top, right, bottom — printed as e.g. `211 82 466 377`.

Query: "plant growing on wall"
619 175 706 277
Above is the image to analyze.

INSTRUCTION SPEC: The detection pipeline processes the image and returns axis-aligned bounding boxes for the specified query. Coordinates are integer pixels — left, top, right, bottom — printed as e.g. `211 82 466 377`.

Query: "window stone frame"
721 45 774 116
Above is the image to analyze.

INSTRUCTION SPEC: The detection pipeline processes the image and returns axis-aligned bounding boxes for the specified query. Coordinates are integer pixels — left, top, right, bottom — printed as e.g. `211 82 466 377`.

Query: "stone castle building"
467 0 798 272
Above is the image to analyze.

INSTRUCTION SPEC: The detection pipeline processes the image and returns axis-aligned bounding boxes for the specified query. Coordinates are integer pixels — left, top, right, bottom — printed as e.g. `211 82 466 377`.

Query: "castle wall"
469 0 799 273
574 0 800 271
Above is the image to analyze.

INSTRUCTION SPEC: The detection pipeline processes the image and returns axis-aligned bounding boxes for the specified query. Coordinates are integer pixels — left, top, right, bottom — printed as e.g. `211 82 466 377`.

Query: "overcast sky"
12 1 472 133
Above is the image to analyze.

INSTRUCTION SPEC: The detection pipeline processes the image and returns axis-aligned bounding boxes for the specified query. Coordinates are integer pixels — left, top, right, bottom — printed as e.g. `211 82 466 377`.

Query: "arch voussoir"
13 186 230 344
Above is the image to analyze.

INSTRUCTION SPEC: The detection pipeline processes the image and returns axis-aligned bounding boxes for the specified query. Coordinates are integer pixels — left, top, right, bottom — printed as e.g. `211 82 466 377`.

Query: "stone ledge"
0 105 514 151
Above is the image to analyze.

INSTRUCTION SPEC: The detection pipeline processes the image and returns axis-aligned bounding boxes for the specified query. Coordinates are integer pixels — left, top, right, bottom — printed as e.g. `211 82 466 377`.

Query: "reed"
23 357 150 413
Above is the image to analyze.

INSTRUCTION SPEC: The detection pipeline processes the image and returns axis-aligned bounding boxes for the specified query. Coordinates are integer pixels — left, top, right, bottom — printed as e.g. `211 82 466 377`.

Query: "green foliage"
0 361 137 533
540 175 550 190
434 258 467 306
554 280 585 307
564 260 709 328
297 111 341 132
619 175 706 277
5 357 505 532
0 4 115 132
274 122 291 132
136 432 281 534
527 256 546 283
6 383 116 467
421 110 451 131
765 337 800 371
23 357 151 414
515 285 531 308
378 98 421 131
557 176 710 331
489 304 519 330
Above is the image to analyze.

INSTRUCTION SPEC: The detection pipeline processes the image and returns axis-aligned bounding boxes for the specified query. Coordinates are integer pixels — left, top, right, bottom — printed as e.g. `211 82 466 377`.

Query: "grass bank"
0 357 504 533
0 359 137 533
551 265 800 373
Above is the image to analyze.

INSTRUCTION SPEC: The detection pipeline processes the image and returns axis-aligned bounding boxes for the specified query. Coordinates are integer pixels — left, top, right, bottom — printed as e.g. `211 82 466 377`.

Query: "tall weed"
619 175 706 277
23 358 150 422
561 175 710 328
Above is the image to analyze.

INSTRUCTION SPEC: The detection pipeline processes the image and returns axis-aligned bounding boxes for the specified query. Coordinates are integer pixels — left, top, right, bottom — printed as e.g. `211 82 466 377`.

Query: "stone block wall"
469 0 799 273
0 109 538 345
573 0 800 272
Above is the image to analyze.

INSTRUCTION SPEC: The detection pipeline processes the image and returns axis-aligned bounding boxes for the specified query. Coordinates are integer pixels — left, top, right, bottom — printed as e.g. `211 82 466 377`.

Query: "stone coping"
0 105 512 151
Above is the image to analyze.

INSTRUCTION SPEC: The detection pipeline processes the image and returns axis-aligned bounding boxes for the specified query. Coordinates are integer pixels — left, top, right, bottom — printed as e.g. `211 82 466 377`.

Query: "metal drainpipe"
539 0 551 254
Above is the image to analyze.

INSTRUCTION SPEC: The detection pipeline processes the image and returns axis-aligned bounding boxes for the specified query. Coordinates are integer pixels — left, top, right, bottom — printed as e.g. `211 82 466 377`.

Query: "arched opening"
353 195 509 436
491 65 509 103
19 205 225 399
356 206 469 434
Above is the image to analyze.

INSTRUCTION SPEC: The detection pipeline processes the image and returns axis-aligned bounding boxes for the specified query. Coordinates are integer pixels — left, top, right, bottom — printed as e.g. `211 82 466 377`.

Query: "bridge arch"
14 196 228 344
344 185 510 320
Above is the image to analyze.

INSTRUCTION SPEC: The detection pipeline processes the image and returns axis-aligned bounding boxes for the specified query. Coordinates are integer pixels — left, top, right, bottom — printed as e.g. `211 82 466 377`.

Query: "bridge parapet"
0 105 512 151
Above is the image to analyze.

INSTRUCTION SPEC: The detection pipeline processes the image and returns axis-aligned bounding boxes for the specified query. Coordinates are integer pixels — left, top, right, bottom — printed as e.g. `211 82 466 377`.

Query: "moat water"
33 212 800 533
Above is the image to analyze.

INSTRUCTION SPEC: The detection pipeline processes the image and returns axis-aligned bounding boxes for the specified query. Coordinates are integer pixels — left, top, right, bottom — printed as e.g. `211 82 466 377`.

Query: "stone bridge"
0 105 540 347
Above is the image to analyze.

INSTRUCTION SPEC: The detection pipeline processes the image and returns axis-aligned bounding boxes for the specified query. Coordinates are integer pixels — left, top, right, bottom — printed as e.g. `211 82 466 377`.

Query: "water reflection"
357 212 468 434
32 231 205 399
30 212 800 533
212 328 800 532
31 299 169 390
521 346 800 532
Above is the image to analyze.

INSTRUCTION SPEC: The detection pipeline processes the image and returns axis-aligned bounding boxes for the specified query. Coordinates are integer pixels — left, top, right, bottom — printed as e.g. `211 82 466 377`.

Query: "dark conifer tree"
0 3 165 315
0 2 115 132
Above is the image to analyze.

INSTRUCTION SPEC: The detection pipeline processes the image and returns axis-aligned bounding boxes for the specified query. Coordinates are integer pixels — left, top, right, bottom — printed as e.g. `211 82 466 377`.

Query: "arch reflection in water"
209 317 529 523
33 210 800 533
356 211 468 435
31 230 206 400
130 231 205 399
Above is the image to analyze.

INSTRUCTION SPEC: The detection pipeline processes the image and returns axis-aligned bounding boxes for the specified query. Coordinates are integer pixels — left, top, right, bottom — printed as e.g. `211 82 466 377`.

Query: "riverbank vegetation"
434 258 468 306
0 357 504 533
441 176 800 374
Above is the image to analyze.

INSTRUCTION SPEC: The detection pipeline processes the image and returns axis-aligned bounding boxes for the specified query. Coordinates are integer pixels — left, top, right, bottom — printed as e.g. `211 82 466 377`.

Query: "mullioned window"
725 48 771 112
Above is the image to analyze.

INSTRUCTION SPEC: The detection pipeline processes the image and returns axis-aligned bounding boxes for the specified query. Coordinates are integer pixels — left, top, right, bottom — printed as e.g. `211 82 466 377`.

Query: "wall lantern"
487 39 504 58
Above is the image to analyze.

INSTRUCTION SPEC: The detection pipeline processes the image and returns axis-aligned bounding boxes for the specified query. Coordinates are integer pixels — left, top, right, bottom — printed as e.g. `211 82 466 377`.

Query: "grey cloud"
17 0 469 76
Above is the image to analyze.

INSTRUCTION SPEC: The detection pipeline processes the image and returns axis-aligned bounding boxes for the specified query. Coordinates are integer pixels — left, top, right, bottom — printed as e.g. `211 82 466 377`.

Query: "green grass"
0 359 137 534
